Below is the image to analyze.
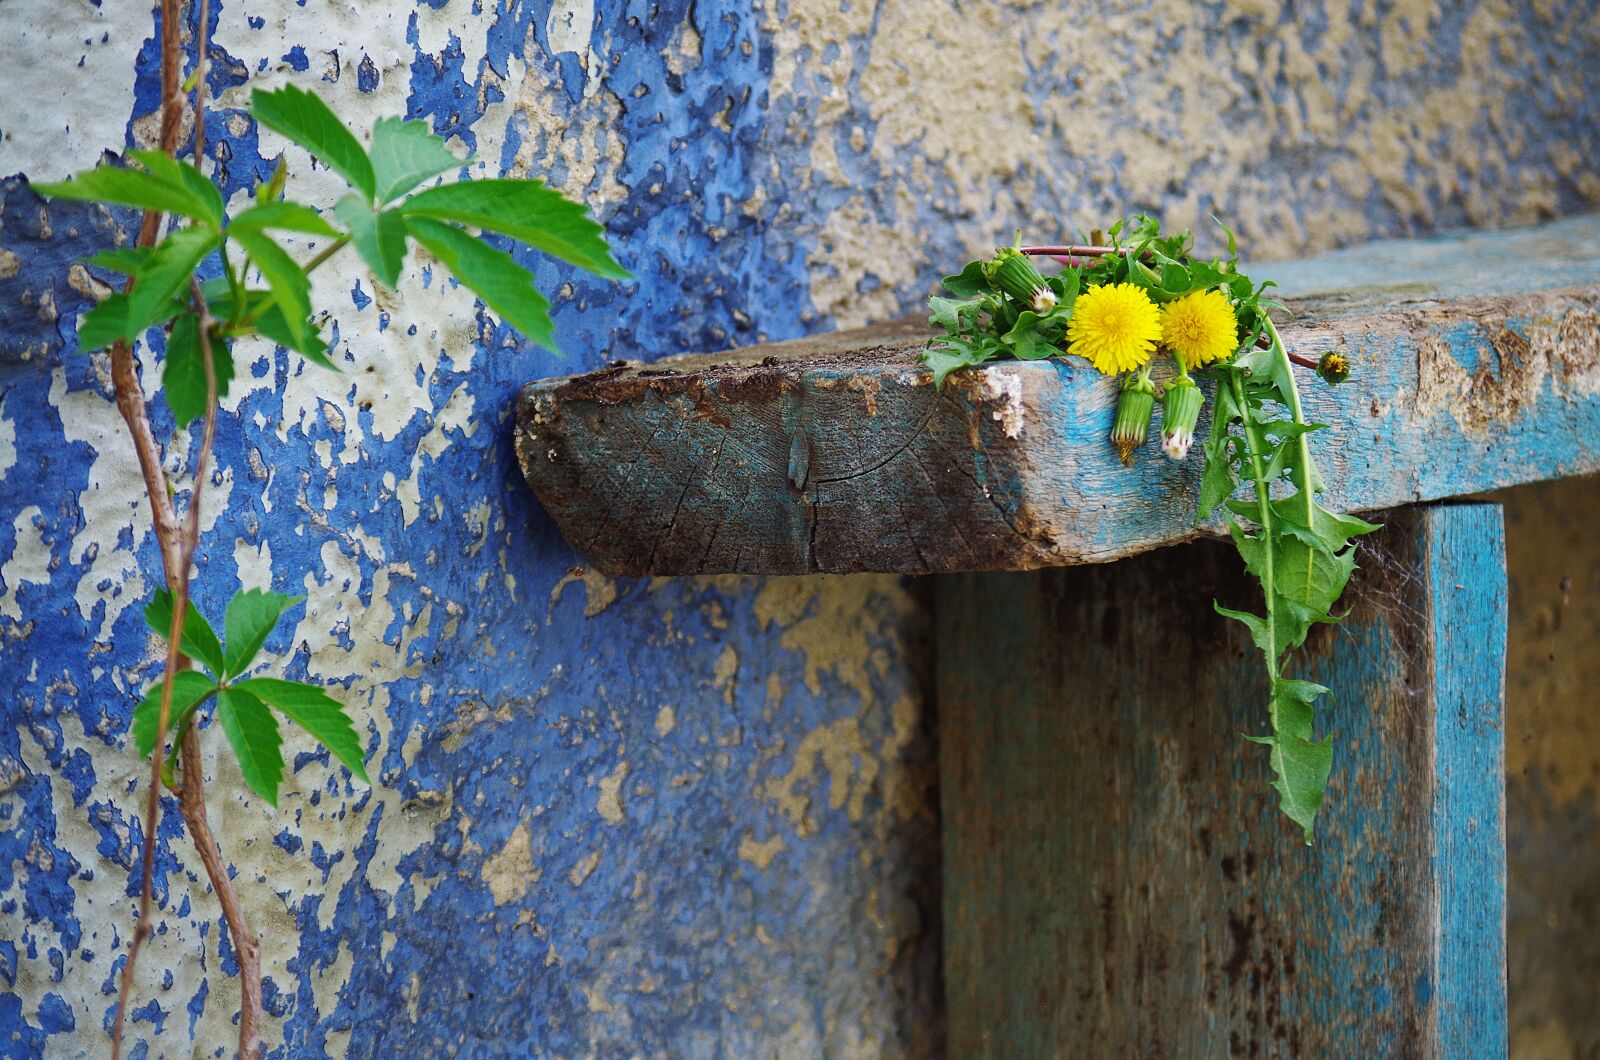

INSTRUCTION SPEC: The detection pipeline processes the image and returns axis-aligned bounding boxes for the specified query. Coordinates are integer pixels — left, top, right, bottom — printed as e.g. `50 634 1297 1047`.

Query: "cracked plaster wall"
0 0 1596 1055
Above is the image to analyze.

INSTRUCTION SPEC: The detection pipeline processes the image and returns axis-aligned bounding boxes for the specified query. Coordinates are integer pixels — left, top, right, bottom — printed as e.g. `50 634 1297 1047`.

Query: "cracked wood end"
516 215 1600 576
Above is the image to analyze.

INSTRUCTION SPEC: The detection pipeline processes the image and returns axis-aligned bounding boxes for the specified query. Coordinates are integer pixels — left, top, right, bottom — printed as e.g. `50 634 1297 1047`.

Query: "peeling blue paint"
3 0 1599 1054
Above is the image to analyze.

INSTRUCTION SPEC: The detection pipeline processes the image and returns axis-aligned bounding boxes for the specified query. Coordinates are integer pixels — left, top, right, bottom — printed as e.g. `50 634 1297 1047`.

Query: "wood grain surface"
936 504 1507 1057
516 216 1600 576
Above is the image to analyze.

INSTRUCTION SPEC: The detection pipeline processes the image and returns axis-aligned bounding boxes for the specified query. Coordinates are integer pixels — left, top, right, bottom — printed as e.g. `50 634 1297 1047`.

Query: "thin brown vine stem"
111 0 265 1055
109 1 185 1054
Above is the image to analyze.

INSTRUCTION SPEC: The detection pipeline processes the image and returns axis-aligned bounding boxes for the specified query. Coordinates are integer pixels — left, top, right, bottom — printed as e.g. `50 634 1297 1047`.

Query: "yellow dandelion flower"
1160 288 1239 369
1066 282 1163 375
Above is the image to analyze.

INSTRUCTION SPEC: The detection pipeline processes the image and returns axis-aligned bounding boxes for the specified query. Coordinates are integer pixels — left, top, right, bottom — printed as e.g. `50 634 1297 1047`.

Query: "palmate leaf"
132 670 218 758
208 286 334 367
222 589 303 678
229 226 316 352
145 590 226 676
234 677 368 782
229 200 339 238
34 162 218 226
87 246 152 277
216 687 285 806
123 226 219 343
400 179 629 280
370 116 464 204
124 150 225 228
251 85 376 201
405 216 555 350
162 313 235 426
334 194 408 288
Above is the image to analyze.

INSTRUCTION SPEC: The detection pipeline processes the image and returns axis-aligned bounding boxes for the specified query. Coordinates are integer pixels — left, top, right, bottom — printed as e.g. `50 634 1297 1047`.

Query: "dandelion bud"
1111 374 1157 465
1160 376 1204 461
1317 350 1351 385
987 248 1055 312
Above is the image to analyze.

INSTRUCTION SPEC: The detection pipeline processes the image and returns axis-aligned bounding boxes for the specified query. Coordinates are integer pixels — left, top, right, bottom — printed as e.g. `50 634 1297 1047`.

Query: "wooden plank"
515 214 1600 576
936 503 1507 1057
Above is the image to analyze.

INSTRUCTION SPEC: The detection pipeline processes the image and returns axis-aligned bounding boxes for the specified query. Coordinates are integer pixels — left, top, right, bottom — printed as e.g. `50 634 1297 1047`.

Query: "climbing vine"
36 3 626 1054
925 215 1376 842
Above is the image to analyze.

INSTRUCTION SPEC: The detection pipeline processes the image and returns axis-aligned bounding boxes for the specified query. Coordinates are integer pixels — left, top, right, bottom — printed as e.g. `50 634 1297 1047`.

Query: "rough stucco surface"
0 0 1596 1055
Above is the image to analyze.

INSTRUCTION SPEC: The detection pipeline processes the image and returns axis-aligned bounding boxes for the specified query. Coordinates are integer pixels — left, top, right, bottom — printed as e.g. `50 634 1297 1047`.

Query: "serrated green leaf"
145 590 226 676
1051 267 1081 316
928 294 985 334
230 201 339 238
251 84 376 200
254 302 337 368
1215 602 1275 659
34 163 216 225
1197 437 1240 521
122 227 218 342
223 589 303 678
77 294 138 352
215 687 284 806
229 226 316 352
400 179 628 280
209 286 334 366
161 313 235 426
334 194 407 288
132 670 217 758
940 260 992 298
235 677 369 782
124 150 224 228
1263 730 1333 843
1001 309 1063 360
405 216 555 351
87 247 152 277
370 116 464 204
1270 495 1382 553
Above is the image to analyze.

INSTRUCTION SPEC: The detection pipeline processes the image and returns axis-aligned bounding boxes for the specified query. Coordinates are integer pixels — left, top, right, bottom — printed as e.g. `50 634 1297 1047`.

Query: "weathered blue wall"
0 0 1597 1055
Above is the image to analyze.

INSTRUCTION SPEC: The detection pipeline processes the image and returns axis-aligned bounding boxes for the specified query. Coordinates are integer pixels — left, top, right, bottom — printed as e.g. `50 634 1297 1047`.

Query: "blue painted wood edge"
1425 503 1509 1057
516 217 1600 576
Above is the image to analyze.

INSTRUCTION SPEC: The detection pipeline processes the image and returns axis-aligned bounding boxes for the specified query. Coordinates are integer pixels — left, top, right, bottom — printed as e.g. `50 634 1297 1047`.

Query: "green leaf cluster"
35 82 630 428
1202 321 1379 842
923 251 1081 387
135 589 368 805
924 213 1378 842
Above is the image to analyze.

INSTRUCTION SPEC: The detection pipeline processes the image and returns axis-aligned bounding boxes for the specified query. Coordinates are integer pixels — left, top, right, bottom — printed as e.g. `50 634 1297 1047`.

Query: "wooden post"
937 504 1507 1057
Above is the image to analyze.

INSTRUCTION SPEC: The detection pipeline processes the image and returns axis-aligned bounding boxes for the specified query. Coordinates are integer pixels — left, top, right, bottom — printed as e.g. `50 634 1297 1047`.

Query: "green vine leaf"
123 227 220 342
215 687 285 806
334 194 408 288
162 313 235 426
399 179 630 280
124 150 225 229
34 160 219 227
229 226 317 351
229 200 340 238
234 677 369 782
222 589 304 679
132 670 218 758
404 216 556 351
251 84 377 201
370 116 464 204
145 590 226 676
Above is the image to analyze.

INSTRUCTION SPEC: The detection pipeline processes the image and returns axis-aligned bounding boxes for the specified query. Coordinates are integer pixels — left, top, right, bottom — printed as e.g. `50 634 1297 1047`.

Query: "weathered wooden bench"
515 214 1600 1056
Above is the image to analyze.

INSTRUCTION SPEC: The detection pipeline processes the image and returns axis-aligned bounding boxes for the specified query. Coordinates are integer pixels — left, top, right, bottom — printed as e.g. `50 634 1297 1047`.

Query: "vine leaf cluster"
37 70 628 1056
